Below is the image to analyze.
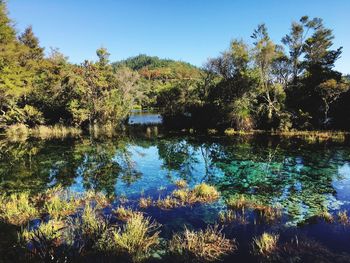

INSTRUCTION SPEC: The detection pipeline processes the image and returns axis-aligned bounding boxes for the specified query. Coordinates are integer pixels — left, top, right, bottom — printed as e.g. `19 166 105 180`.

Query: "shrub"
169 225 236 262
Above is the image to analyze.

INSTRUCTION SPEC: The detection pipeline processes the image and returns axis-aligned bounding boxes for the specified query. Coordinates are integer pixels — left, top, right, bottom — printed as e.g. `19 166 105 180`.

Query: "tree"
251 24 287 128
318 79 348 126
18 26 44 61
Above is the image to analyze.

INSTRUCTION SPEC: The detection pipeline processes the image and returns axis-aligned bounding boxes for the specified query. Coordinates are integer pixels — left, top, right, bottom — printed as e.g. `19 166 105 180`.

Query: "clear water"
1 132 350 261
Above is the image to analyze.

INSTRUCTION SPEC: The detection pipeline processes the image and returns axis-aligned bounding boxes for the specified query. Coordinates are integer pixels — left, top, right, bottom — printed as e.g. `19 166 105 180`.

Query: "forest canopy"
0 0 349 132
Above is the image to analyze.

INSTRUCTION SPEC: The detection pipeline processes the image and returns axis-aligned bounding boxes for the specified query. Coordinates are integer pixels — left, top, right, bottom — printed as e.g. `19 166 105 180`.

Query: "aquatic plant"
21 219 65 243
19 220 66 261
43 194 79 219
169 225 236 262
139 197 152 209
115 206 142 222
156 196 179 210
337 210 349 224
81 190 110 208
99 213 160 262
0 193 39 225
319 210 334 223
174 179 188 189
252 232 279 258
192 183 220 203
226 194 257 210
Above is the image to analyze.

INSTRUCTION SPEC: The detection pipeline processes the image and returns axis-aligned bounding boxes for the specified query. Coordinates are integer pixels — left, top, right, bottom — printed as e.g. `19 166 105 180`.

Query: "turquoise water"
1 132 350 261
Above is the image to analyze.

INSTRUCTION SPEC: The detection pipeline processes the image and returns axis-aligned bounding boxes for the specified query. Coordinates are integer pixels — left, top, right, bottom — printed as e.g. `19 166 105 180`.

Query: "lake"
1 128 350 262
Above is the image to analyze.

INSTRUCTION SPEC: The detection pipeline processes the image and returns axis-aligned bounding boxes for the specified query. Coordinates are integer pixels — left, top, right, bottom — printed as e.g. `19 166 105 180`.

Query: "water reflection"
1 135 350 225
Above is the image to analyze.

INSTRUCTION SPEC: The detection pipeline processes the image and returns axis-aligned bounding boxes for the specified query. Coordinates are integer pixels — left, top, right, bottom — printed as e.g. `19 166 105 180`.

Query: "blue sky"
7 0 350 74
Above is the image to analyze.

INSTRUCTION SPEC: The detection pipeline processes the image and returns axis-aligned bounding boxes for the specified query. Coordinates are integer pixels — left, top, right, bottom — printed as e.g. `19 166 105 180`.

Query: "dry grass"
169 225 236 262
0 193 39 225
319 211 334 223
252 232 279 258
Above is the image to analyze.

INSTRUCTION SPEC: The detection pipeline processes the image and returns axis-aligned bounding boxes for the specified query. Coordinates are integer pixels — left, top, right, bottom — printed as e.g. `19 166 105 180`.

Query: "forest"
1 0 350 134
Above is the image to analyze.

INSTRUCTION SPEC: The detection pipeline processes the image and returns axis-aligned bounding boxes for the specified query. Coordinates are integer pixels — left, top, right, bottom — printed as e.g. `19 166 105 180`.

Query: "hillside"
113 54 203 81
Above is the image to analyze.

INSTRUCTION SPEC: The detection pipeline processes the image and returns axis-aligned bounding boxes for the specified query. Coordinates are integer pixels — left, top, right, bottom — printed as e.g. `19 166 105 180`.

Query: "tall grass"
98 213 160 262
169 225 236 262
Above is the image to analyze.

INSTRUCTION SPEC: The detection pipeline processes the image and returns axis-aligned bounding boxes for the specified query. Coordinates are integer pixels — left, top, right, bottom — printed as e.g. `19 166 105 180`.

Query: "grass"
0 193 39 225
115 206 142 222
139 197 152 209
21 219 65 243
318 210 334 223
272 130 348 142
226 194 282 222
226 194 257 210
81 190 110 208
192 183 220 202
218 210 248 225
169 225 236 262
44 194 79 219
252 232 279 258
4 124 82 141
174 179 188 189
337 210 349 224
5 124 29 141
105 213 160 262
156 196 179 210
